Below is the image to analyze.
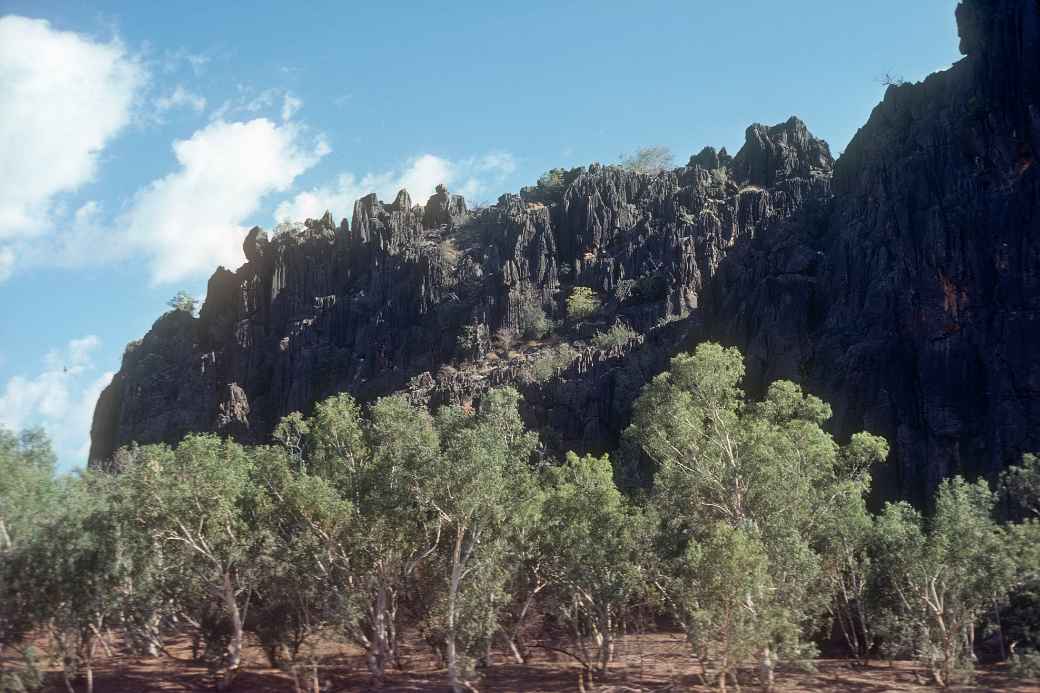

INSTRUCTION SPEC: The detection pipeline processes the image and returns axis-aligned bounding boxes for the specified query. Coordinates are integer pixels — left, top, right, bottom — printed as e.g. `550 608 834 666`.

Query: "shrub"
493 327 516 353
528 344 579 383
167 290 198 314
619 146 674 174
591 323 637 351
1009 651 1040 680
520 302 552 339
566 287 600 321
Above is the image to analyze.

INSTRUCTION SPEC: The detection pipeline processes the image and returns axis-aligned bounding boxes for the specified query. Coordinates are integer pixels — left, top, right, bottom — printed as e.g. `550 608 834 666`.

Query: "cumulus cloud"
274 151 517 223
122 117 329 283
0 335 113 469
155 84 206 114
0 16 145 241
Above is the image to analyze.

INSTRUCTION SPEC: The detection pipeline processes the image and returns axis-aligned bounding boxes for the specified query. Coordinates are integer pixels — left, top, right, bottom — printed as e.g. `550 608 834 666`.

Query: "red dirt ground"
7 631 1038 692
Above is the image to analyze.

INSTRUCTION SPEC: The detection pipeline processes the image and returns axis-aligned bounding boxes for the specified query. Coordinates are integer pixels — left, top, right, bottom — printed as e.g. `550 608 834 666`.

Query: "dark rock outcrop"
89 0 1040 503
706 0 1040 501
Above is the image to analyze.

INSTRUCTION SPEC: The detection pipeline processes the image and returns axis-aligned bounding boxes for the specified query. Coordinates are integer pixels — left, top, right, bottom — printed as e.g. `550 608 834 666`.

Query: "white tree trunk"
447 526 465 693
220 570 244 690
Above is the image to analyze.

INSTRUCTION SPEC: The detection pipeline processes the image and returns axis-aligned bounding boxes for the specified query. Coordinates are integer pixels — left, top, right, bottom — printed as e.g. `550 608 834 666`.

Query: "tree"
167 290 198 314
619 146 674 174
424 388 540 693
249 444 350 692
871 477 1019 687
269 393 445 686
1001 453 1040 521
15 473 128 693
0 428 58 551
0 428 60 690
539 452 648 674
671 521 777 692
566 286 600 321
817 432 891 661
122 436 269 689
520 301 551 340
626 342 888 689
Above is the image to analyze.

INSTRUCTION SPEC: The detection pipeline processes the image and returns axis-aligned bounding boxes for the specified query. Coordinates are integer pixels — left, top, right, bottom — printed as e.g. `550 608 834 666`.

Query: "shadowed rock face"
91 0 1040 503
707 0 1040 502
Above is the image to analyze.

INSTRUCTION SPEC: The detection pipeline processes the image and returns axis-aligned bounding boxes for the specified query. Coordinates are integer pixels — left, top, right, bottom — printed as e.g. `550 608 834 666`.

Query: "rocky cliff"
90 0 1040 503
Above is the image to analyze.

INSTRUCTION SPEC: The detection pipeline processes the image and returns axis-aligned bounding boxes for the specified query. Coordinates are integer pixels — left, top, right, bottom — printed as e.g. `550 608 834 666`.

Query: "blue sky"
0 0 960 469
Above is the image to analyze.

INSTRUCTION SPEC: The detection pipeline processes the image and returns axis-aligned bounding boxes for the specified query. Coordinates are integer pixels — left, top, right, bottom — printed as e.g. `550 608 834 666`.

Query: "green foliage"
6 342 1040 692
1001 453 1040 520
619 146 674 174
0 428 58 549
520 301 552 340
591 323 637 351
425 388 541 691
627 342 888 684
539 452 649 672
521 166 584 204
527 344 579 383
456 323 490 361
166 290 198 314
870 477 1018 686
1003 577 1040 659
566 286 601 321
1009 650 1040 679
121 435 267 685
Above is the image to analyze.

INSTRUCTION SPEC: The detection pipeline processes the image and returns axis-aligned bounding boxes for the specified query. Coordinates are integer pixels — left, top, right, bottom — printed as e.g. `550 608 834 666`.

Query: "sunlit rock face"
91 0 1040 504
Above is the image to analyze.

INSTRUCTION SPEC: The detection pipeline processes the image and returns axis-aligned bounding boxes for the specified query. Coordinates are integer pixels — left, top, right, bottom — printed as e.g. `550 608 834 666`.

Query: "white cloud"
0 335 112 469
155 84 206 114
274 151 517 223
0 16 145 241
212 86 291 123
122 117 329 283
161 48 210 75
281 93 302 122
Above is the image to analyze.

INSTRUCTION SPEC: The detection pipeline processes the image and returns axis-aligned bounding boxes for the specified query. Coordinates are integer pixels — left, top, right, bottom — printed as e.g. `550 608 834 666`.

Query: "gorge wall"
89 0 1040 503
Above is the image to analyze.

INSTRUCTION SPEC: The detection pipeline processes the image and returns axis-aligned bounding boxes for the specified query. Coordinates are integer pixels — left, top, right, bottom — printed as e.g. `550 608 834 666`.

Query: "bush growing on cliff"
527 344 579 383
166 290 198 314
619 146 674 174
520 302 552 340
591 323 637 351
566 286 600 321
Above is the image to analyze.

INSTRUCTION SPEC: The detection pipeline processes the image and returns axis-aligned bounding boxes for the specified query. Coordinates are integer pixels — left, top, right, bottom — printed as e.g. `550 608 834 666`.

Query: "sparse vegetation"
2 343 1038 692
619 146 674 174
591 323 637 351
519 297 552 339
166 290 198 314
520 166 585 204
566 286 600 321
527 343 579 383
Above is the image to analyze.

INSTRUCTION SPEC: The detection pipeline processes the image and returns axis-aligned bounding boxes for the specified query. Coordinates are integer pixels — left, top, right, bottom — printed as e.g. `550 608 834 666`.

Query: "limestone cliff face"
91 0 1040 502
707 0 1040 501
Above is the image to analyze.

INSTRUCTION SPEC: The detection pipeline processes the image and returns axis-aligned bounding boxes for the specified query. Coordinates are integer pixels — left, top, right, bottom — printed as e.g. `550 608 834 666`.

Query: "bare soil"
7 631 1037 692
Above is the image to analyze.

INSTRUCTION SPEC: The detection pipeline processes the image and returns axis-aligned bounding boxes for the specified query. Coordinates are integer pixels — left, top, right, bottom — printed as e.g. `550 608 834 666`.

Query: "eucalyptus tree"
248 444 349 693
122 435 270 689
626 342 888 691
424 387 541 693
14 473 129 693
871 477 1019 687
0 428 60 690
272 393 445 684
539 452 648 674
